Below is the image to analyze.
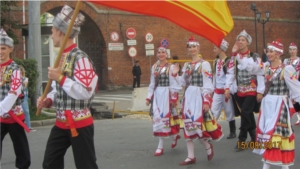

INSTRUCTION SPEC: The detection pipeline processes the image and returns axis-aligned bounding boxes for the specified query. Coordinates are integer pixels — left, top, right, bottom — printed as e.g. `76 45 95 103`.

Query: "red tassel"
65 110 79 137
71 128 79 137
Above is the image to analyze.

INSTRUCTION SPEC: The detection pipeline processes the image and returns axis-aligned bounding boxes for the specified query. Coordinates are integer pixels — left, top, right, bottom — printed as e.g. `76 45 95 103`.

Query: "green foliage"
13 57 39 100
40 13 47 26
0 1 21 44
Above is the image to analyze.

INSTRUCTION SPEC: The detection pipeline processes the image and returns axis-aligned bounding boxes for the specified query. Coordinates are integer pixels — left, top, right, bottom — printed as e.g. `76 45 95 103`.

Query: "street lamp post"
250 3 258 53
256 10 271 47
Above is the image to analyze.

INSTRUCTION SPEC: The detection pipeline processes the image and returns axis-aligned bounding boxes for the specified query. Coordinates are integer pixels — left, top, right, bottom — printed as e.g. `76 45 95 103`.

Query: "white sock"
262 163 270 169
282 166 289 169
172 135 178 145
186 140 194 160
297 112 300 121
156 137 164 153
200 139 211 155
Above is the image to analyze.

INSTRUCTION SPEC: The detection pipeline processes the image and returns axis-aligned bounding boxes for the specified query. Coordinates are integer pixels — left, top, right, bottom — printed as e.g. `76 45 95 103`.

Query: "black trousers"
43 124 98 169
293 102 300 112
1 122 31 169
133 76 140 88
234 94 257 141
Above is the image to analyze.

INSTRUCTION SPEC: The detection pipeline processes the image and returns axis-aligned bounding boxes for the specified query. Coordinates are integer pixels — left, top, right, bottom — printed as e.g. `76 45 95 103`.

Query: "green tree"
0 1 21 44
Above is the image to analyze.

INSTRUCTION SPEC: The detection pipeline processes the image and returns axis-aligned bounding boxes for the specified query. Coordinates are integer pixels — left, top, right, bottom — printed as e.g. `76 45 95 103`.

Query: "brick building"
7 1 300 90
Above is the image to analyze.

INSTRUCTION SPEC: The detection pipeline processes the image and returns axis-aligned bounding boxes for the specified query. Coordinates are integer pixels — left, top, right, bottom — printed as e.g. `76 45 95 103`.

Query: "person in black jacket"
132 60 142 88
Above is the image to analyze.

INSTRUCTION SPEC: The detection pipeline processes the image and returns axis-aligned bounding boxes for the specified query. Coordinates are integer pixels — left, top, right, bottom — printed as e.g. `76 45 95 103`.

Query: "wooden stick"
36 0 82 116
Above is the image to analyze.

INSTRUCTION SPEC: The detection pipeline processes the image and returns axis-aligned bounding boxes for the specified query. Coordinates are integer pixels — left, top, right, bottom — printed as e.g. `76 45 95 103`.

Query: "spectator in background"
19 66 36 131
132 60 142 89
261 46 269 63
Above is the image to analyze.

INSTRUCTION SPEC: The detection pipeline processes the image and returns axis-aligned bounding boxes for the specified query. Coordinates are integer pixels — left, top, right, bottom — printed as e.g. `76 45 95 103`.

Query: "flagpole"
36 0 83 116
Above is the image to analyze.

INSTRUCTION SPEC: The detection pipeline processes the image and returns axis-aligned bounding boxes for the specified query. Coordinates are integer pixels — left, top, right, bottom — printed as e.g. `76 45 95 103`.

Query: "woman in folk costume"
232 39 300 169
145 45 182 156
283 42 300 126
173 36 223 165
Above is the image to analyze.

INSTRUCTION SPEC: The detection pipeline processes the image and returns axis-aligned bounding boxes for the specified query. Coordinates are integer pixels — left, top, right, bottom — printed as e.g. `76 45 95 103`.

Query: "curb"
31 119 56 127
30 110 56 127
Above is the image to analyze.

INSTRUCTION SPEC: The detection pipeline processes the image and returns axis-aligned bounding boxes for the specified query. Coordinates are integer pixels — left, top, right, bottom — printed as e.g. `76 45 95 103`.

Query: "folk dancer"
36 5 98 169
173 36 223 165
224 30 264 151
234 39 299 169
145 45 182 156
0 28 31 169
211 39 237 139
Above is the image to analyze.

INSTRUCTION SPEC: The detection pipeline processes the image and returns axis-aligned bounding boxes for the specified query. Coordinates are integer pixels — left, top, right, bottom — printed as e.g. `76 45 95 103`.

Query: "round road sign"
145 32 153 43
110 32 119 42
160 38 169 48
126 28 136 39
128 46 137 58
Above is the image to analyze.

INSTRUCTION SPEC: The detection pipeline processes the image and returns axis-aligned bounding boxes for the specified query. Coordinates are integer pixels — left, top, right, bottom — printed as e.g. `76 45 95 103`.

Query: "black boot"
249 129 256 142
234 140 245 152
227 120 236 139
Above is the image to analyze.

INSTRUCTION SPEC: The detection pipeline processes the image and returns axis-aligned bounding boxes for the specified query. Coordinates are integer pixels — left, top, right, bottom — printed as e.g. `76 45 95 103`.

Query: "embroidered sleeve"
284 65 300 103
169 64 182 102
0 69 22 116
200 61 214 106
61 57 98 100
224 57 235 90
146 65 155 100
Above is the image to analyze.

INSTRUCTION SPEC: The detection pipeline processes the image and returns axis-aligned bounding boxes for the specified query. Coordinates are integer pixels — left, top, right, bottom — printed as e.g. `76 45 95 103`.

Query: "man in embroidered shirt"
0 28 31 169
36 5 98 169
224 30 264 151
211 39 237 139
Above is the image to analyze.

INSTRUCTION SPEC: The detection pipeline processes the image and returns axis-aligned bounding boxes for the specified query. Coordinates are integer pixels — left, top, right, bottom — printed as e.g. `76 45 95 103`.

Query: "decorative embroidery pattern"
204 94 213 104
216 59 224 76
0 66 7 86
10 70 22 91
56 108 91 121
74 58 96 88
204 70 212 79
227 60 234 69
250 79 257 88
290 72 297 81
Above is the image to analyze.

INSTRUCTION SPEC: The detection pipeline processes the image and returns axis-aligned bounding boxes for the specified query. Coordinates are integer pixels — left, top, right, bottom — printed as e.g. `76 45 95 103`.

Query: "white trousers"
211 93 235 122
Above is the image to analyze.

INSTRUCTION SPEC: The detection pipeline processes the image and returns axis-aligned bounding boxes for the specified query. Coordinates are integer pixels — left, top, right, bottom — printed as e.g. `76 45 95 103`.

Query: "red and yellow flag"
87 0 234 46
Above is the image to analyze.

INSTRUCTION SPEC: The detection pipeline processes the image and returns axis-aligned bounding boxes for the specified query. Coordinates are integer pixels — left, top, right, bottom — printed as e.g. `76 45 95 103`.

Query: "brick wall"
9 1 300 89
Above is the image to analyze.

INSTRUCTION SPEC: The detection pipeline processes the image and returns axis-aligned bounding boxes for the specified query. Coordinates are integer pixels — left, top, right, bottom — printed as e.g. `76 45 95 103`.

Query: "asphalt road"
2 89 300 169
2 116 300 169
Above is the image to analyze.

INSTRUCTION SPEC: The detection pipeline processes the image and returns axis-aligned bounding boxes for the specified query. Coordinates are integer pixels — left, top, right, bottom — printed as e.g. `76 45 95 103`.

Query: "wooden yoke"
36 0 82 116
